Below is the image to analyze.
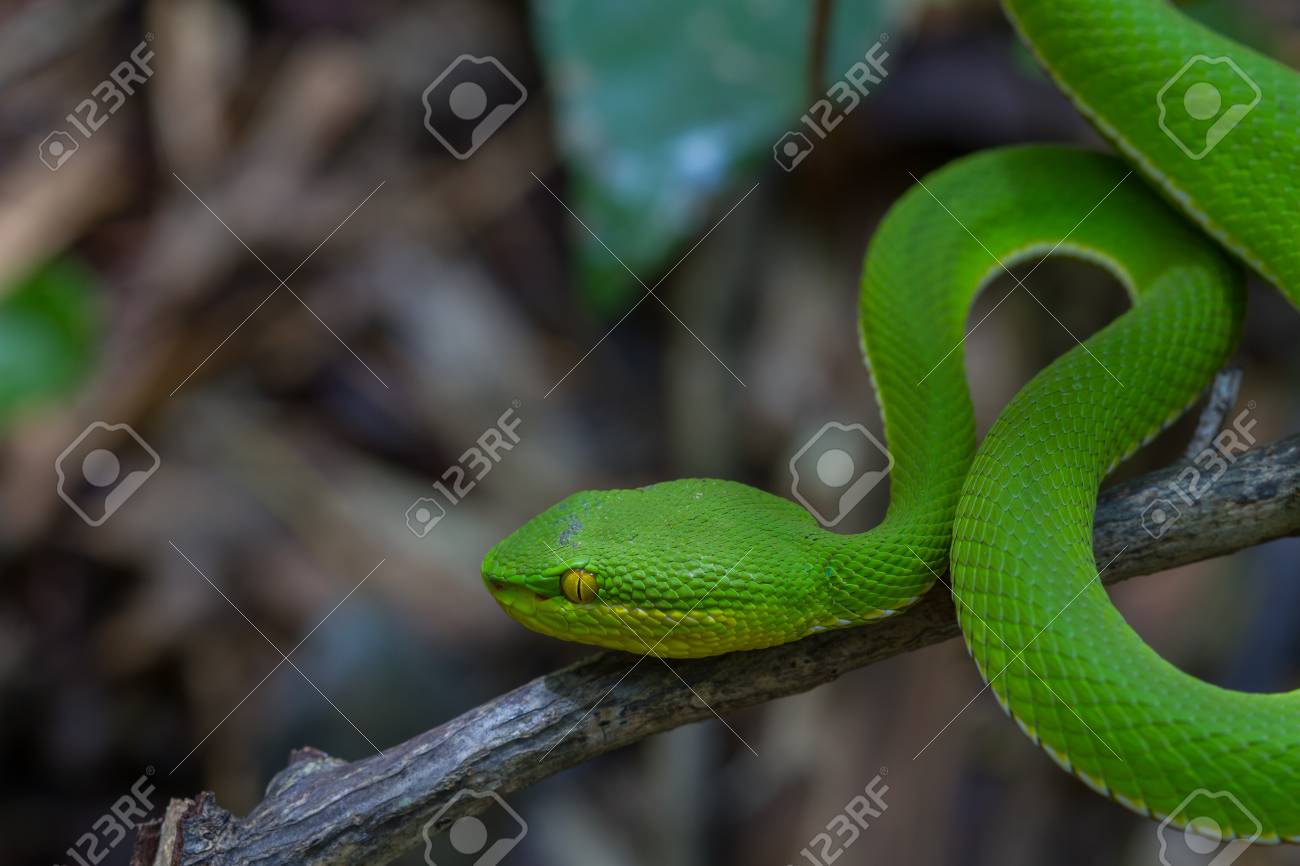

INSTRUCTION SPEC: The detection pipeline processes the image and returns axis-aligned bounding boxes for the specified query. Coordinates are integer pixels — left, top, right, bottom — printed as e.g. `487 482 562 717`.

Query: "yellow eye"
560 568 599 604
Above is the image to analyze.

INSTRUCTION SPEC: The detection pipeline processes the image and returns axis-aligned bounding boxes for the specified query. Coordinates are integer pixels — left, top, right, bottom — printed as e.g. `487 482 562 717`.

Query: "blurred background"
2 1 1299 864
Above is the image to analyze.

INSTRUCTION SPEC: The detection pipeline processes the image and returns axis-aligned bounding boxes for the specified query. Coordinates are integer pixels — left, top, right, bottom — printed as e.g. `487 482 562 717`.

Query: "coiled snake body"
484 0 1300 840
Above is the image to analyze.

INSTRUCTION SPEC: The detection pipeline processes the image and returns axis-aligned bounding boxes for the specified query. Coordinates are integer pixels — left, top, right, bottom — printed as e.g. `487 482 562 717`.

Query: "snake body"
483 0 1300 840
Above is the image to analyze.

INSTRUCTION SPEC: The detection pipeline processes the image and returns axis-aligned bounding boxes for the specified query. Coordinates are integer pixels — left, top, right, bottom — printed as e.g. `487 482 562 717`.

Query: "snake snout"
481 567 560 606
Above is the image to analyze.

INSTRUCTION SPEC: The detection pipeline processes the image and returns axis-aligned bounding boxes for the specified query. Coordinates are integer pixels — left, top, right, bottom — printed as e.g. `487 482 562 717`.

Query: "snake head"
481 478 827 657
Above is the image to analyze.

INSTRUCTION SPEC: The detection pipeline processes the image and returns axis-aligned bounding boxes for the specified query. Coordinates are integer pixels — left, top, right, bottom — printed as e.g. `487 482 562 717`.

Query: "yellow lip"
486 580 546 615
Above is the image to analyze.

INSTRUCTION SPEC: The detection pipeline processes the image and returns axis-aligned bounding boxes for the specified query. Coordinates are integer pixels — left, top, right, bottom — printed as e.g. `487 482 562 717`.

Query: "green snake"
483 0 1300 842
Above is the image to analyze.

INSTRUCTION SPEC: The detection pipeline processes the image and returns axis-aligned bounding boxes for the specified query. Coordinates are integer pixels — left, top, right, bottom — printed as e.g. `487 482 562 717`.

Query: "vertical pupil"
566 570 596 603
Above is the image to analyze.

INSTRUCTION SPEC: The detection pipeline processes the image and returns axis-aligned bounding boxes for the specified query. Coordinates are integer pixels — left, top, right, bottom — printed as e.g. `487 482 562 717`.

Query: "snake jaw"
482 555 598 616
484 579 547 616
482 571 559 603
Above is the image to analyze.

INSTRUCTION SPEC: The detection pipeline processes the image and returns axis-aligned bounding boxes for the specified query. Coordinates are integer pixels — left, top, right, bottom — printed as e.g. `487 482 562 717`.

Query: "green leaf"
533 0 907 313
0 258 100 427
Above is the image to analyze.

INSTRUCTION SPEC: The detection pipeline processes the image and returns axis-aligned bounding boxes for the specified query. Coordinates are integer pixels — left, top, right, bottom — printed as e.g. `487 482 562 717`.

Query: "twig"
134 432 1300 866
1185 368 1243 459
807 0 834 104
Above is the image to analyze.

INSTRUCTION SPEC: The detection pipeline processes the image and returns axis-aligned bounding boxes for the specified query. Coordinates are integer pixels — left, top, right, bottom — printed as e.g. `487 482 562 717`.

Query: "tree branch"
133 432 1300 866
807 0 834 104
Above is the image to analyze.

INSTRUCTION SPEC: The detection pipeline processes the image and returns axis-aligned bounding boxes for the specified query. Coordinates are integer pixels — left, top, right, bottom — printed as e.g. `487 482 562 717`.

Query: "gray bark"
131 431 1300 866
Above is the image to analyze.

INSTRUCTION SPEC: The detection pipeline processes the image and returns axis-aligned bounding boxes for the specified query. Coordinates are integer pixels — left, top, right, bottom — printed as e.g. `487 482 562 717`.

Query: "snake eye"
560 568 599 604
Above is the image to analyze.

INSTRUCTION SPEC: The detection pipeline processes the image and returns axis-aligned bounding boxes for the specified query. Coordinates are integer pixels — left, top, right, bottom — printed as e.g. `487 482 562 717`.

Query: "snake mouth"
481 555 587 605
484 576 555 611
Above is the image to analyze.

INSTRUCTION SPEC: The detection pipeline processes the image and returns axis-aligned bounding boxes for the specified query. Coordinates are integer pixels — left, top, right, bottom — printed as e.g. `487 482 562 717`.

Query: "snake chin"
483 579 551 617
484 578 550 607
